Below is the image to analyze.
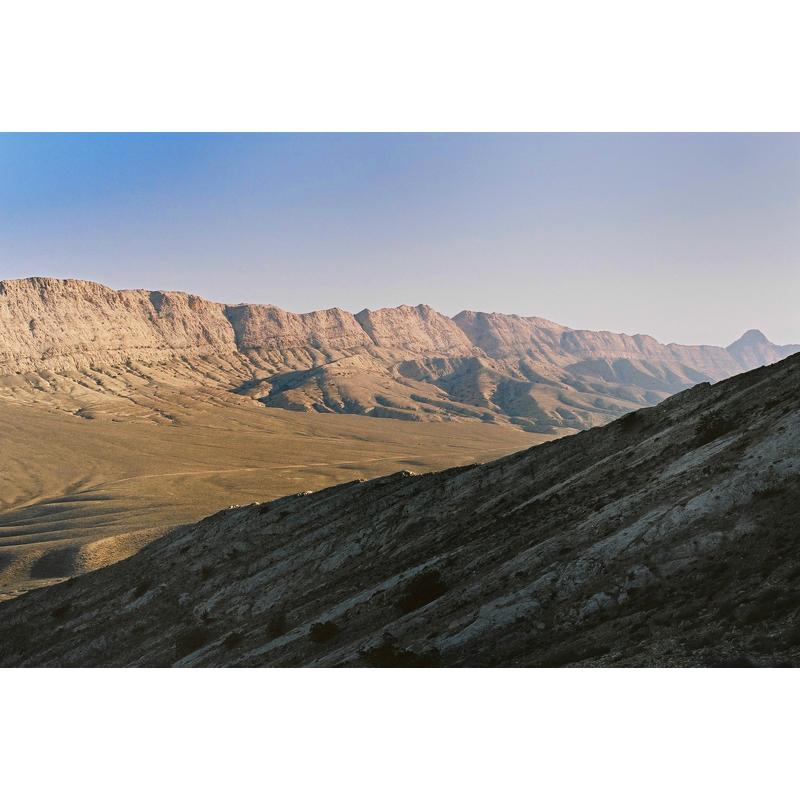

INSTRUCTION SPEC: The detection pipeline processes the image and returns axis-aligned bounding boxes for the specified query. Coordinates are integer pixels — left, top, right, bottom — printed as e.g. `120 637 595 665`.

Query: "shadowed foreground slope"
2 354 799 667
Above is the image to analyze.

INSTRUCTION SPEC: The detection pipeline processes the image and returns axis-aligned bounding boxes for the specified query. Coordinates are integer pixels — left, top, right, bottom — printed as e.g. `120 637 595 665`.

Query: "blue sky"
1 133 798 346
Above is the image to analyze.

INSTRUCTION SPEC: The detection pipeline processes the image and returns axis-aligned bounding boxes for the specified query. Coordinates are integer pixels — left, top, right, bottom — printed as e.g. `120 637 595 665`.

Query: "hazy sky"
1 133 798 346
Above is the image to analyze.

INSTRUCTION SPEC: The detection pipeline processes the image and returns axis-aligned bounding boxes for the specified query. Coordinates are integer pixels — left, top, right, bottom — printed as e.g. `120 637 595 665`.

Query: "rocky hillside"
1 353 798 667
1 277 796 433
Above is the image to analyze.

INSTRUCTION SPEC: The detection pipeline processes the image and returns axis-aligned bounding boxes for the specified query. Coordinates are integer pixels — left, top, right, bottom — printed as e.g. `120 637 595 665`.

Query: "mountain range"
1 276 797 433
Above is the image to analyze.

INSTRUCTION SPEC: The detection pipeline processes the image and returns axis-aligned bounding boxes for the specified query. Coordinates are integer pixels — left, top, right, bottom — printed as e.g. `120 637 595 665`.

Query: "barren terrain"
0 376 538 600
1 352 798 667
1 276 797 606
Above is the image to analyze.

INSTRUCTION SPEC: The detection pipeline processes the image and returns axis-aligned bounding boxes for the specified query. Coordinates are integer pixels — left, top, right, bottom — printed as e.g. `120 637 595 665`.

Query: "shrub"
358 632 440 668
51 602 71 620
200 565 214 581
133 580 150 599
782 627 800 649
395 569 448 614
224 631 243 650
693 412 737 447
267 611 287 640
309 621 340 643
618 410 638 429
175 627 208 659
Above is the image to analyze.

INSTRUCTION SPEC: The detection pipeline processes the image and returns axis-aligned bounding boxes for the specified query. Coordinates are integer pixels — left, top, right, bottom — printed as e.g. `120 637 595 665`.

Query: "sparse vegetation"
537 644 610 668
703 655 756 668
175 627 207 659
266 611 287 640
3 337 800 668
693 411 737 447
309 621 340 643
50 602 71 620
396 569 448 614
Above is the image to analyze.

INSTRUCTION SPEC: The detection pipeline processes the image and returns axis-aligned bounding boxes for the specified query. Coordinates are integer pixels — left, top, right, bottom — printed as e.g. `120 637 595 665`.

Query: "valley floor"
0 385 542 600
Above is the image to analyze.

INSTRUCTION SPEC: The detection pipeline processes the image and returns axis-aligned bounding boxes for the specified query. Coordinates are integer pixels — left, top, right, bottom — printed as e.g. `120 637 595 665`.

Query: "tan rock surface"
224 303 372 353
0 277 238 375
355 304 478 355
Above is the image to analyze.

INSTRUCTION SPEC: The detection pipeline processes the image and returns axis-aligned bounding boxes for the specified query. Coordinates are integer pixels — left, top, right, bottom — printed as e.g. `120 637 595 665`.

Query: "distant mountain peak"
731 329 770 346
726 329 800 371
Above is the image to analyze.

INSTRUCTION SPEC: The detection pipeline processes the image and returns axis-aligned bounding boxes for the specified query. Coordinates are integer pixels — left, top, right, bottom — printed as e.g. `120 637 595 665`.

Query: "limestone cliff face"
355 305 478 356
0 278 237 375
451 311 569 361
224 304 372 354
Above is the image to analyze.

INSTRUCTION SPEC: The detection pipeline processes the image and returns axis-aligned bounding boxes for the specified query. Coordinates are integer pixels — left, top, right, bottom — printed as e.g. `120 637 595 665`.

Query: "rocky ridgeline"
224 303 372 353
0 278 238 374
0 277 797 431
453 310 746 378
356 304 478 355
2 353 799 667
